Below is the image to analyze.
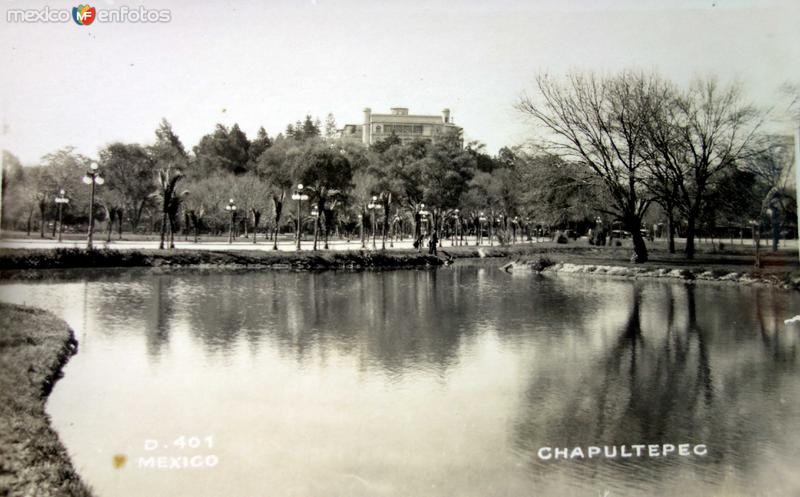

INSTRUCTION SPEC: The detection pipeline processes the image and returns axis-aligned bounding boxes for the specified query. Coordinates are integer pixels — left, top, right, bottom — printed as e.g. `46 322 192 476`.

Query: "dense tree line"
1 72 795 261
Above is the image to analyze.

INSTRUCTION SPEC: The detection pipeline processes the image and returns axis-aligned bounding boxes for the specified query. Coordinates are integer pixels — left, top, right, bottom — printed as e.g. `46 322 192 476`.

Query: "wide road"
0 233 789 251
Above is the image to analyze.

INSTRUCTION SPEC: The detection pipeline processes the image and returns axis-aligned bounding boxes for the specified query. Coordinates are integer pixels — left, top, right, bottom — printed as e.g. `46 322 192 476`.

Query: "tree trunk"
252 211 260 244
771 208 780 252
272 198 283 251
323 210 332 250
159 207 168 250
666 211 676 254
684 213 697 260
39 203 46 238
626 216 648 263
311 214 321 251
106 211 113 243
754 224 762 268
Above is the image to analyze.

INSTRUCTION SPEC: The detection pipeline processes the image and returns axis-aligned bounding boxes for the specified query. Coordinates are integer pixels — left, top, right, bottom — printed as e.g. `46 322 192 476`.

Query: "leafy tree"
1 151 24 229
256 136 295 249
420 133 475 236
99 142 156 232
518 152 602 234
287 115 322 142
370 133 401 154
193 123 251 176
466 141 496 173
38 147 94 237
152 119 187 163
231 173 272 242
293 141 353 249
324 113 338 141
247 127 273 167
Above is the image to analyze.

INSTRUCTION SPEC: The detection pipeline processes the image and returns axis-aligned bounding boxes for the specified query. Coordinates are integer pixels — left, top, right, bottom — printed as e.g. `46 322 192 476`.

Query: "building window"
375 125 382 133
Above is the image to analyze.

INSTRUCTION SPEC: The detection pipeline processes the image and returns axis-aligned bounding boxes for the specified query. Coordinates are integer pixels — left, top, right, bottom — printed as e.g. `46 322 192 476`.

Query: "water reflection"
513 281 800 495
0 267 799 497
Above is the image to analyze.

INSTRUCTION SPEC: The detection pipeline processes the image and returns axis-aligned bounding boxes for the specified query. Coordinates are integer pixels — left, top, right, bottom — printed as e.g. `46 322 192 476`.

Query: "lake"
1 264 799 497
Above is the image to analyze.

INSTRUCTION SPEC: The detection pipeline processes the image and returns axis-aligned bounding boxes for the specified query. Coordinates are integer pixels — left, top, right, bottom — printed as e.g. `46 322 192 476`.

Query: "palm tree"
155 165 184 250
166 190 188 249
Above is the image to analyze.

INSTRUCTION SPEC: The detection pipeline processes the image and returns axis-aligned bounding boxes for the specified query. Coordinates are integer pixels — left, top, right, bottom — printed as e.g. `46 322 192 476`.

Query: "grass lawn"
0 303 93 497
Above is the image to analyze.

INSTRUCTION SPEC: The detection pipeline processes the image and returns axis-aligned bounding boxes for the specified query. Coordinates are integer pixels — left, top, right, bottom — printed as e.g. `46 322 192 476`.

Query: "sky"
1 0 799 164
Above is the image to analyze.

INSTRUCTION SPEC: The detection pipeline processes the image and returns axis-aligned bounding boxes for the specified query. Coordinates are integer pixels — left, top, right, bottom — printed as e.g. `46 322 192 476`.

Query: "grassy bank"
0 247 444 272
0 242 797 287
435 241 800 289
0 303 93 497
499 248 800 290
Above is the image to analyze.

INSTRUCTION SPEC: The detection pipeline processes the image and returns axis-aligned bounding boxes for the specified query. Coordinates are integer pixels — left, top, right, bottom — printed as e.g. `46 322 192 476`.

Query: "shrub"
556 234 568 244
530 255 555 272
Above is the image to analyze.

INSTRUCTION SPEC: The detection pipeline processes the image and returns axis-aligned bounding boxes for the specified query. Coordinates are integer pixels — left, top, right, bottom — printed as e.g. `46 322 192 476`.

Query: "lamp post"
367 195 382 249
418 205 431 250
310 205 320 250
225 198 237 244
477 212 486 246
452 209 460 246
291 184 309 251
82 162 104 249
54 189 69 243
511 216 519 244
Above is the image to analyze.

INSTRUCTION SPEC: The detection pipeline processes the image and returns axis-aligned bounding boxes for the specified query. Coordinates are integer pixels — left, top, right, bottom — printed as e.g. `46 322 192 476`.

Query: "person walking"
429 231 438 255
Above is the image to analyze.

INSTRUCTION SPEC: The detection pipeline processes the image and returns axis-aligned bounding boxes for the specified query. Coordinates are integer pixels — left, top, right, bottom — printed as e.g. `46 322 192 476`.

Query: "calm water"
1 265 799 497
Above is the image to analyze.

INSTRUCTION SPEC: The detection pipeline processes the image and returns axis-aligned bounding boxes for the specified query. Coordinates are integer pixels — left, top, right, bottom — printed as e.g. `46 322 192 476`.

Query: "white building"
339 107 462 146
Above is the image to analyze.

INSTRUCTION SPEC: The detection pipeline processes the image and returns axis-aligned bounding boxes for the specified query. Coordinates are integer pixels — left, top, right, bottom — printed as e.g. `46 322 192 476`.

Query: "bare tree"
745 135 795 256
518 71 657 262
645 77 761 259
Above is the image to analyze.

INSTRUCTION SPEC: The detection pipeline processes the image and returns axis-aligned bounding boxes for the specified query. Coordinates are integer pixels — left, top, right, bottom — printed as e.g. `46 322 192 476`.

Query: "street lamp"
310 204 321 249
54 189 69 243
225 198 237 244
82 162 104 249
367 195 382 249
478 211 487 246
452 209 460 246
512 216 519 244
291 184 309 251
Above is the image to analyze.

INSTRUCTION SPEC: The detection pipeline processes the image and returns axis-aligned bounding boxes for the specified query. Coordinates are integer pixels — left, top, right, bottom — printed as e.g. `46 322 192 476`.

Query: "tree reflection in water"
513 281 800 494
3 266 800 496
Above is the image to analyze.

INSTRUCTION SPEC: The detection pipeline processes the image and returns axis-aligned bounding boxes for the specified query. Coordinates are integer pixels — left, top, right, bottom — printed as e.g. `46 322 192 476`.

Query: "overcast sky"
2 0 799 164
